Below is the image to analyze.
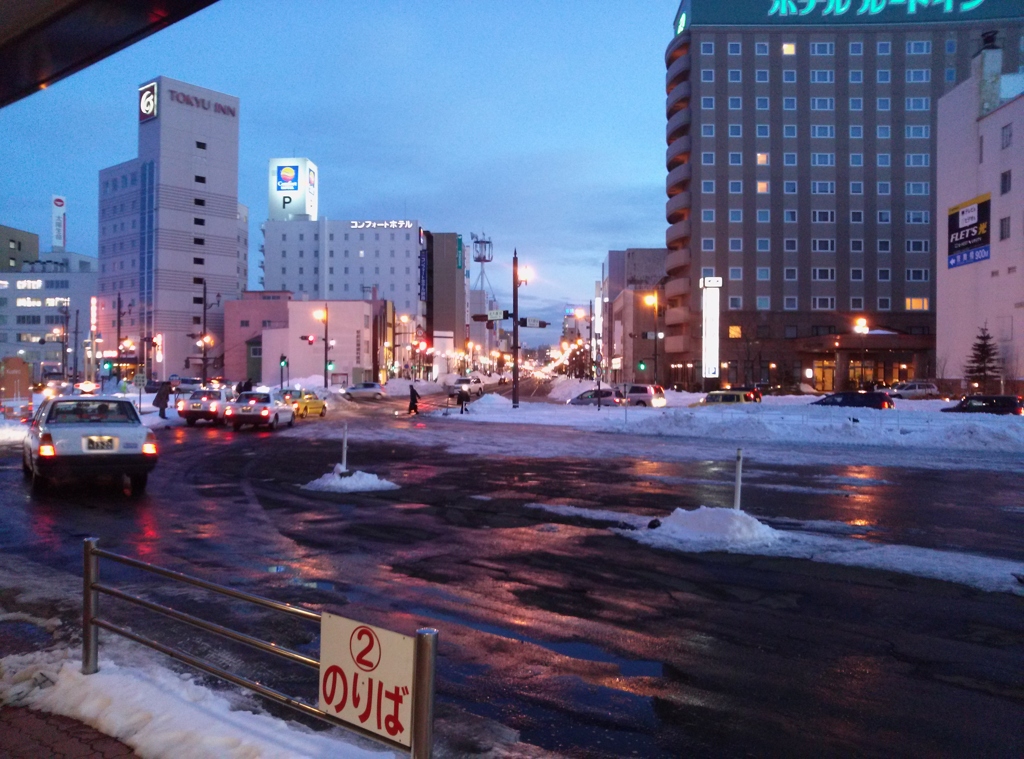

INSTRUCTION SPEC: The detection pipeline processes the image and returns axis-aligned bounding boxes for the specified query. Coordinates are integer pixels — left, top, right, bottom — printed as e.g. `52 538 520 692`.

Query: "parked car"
618 384 667 407
23 396 158 495
940 395 1024 415
343 382 387 401
447 376 484 398
811 391 894 409
173 377 204 393
224 391 295 430
726 385 762 402
890 382 940 399
286 389 328 418
176 387 235 426
700 390 755 405
568 388 625 406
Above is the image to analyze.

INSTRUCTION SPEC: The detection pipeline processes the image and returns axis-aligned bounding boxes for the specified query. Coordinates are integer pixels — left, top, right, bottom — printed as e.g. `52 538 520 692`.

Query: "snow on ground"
0 647 395 759
526 503 1024 596
383 378 444 397
301 465 400 493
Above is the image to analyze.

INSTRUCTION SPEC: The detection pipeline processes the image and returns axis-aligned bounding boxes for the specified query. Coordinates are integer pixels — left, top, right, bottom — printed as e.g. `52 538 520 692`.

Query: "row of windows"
700 40 957 57
278 281 415 299
701 236 931 255
700 124 930 140
701 151 930 167
280 266 414 276
717 296 928 312
279 231 414 243
702 68 934 84
279 249 415 259
699 180 930 196
701 209 932 225
700 266 930 282
700 96 931 112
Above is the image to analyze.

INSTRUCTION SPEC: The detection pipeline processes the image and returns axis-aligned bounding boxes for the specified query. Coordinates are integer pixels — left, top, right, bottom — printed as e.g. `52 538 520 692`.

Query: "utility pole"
322 303 329 389
512 250 520 409
115 292 123 380
201 279 209 386
72 309 80 381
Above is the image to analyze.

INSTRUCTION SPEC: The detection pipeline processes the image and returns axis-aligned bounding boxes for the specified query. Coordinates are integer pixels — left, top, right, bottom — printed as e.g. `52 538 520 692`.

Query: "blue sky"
0 1 678 344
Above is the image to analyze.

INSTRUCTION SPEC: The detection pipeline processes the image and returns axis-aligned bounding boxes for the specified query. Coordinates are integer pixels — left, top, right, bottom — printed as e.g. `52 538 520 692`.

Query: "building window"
757 181 770 194
784 153 797 165
783 69 796 83
784 238 798 252
193 257 204 265
850 97 864 111
701 69 714 82
1000 216 1011 240
906 182 930 195
757 209 770 222
729 266 743 280
784 297 798 311
1002 123 1013 149
193 217 205 226
728 42 741 55
946 68 956 83
877 69 891 83
729 209 742 222
811 97 835 111
812 268 836 281
782 43 796 55
728 296 742 310
906 153 930 167
702 267 716 278
907 69 931 83
702 97 715 109
851 153 864 167
757 267 770 281
878 297 891 310
702 180 715 193
811 70 834 83
812 297 836 310
811 153 835 166
784 210 797 223
878 182 891 195
756 152 769 166
811 182 835 194
784 125 797 138
877 153 891 167
701 42 714 55
756 124 769 137
194 175 206 183
906 97 931 111
756 296 770 311
729 69 742 82
878 210 892 224
729 180 742 194
784 181 798 194
877 97 890 111
906 125 930 139
906 210 930 224
729 239 743 252
812 239 836 253
878 240 891 253
756 70 769 82
851 268 864 281
194 198 205 207
1001 170 1012 194
850 41 863 55
850 125 864 139
729 152 742 165
905 298 930 311
851 210 864 223
783 97 797 110
701 124 715 137
877 41 891 55
729 97 742 110
702 152 715 165
193 237 205 245
756 97 769 110
878 268 891 281
784 268 798 281
702 238 715 251
851 297 864 310
702 209 715 222
756 42 769 55
946 39 957 54
907 40 931 55
729 124 742 137
850 70 863 83
906 268 930 281
906 240 930 253
810 42 834 56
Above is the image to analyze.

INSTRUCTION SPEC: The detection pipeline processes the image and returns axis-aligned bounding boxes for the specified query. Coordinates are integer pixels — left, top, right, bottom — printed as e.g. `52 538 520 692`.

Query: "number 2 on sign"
350 626 380 672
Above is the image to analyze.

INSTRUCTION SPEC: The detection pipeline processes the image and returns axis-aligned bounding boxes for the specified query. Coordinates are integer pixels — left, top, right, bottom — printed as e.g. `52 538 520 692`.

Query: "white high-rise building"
97 76 248 381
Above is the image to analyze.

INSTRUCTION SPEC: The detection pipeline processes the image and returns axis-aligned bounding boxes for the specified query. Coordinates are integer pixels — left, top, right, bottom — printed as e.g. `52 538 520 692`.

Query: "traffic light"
102 360 112 372
304 334 316 345
280 354 288 367
637 360 647 371
326 360 335 371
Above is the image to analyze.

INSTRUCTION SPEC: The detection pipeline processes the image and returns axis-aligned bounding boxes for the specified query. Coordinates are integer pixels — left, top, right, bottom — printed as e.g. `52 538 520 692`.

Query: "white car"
448 376 484 398
23 396 158 495
890 382 940 399
177 387 235 426
224 391 295 431
343 382 387 401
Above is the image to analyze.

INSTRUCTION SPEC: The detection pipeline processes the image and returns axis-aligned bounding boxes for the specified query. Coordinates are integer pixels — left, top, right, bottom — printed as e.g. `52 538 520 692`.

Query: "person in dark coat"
457 386 471 414
408 385 420 415
243 378 253 392
153 381 172 419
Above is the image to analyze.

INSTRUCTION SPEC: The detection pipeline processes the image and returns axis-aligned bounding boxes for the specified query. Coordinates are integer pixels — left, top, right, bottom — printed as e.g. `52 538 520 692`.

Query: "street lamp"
643 293 661 384
853 317 869 389
512 249 532 409
314 305 330 389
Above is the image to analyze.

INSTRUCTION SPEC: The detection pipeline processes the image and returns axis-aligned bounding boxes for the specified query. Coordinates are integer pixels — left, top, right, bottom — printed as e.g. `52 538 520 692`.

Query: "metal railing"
82 538 437 757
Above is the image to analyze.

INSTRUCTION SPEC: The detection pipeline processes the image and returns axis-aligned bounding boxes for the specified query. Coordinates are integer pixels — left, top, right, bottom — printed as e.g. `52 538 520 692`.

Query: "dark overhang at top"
674 0 1022 32
0 0 220 109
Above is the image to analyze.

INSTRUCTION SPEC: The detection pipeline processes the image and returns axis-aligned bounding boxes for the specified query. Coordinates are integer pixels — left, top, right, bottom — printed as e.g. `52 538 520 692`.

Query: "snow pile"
301 465 400 492
383 378 444 397
0 420 28 442
525 503 1024 595
463 394 512 411
0 649 393 758
546 377 596 403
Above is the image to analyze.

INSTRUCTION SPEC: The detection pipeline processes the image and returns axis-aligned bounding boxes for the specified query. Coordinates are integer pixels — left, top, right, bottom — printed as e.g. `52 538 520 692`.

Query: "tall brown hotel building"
664 0 1023 391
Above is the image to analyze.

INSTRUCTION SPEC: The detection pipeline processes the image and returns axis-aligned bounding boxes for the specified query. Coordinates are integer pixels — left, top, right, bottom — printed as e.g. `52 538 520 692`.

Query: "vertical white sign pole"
700 278 722 384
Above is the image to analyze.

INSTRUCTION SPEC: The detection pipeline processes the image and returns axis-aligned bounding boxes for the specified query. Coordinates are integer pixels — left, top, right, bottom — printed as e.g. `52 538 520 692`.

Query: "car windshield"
239 393 270 404
189 391 218 400
47 400 138 424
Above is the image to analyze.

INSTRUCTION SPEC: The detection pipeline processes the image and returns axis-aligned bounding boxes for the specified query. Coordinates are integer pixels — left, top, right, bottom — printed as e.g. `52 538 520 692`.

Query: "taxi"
284 389 328 418
224 391 295 431
177 387 235 426
23 396 158 495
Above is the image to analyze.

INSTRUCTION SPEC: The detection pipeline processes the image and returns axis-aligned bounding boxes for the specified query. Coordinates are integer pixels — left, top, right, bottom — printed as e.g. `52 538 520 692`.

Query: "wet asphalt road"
1 401 1023 758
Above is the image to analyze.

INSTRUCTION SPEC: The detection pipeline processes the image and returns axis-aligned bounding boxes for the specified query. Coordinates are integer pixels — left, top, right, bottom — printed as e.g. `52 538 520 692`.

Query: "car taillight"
1015 407 1023 416
176 400 184 411
209 402 218 412
293 402 299 410
39 433 56 458
143 431 157 455
261 408 269 417
225 407 233 416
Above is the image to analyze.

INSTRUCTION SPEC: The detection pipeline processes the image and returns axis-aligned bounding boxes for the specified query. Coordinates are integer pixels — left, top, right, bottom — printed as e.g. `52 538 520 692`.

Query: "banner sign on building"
947 193 991 269
678 0 1019 28
267 157 318 221
418 250 429 301
700 277 722 379
138 81 158 122
51 196 66 250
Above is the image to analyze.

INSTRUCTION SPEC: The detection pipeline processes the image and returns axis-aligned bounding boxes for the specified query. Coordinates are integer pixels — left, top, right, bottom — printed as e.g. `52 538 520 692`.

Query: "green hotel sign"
677 0 1020 28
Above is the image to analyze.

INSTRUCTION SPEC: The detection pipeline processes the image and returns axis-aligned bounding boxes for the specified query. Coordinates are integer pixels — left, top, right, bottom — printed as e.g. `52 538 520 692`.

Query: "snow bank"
301 465 400 492
0 649 394 758
0 420 28 442
383 379 444 397
525 503 1024 595
464 394 512 411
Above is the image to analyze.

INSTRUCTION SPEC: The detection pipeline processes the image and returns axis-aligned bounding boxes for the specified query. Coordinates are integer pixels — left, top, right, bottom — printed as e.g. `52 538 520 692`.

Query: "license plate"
84 436 117 452
192 403 202 409
242 406 252 412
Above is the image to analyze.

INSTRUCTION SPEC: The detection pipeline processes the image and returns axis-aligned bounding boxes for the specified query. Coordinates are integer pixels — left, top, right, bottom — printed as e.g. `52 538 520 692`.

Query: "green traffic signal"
327 360 335 371
279 354 288 367
638 360 647 371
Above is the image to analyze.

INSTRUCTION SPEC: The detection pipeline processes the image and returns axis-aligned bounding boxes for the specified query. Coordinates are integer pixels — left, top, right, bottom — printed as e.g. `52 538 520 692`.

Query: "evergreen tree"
963 324 1001 393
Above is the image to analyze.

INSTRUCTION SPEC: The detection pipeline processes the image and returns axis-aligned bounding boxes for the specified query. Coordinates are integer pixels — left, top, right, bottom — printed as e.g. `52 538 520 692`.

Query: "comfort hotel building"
665 0 1023 390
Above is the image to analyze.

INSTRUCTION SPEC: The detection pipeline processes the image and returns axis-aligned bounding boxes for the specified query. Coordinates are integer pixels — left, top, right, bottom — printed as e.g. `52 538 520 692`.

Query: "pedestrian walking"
408 385 420 415
153 381 172 419
457 386 470 414
243 378 253 392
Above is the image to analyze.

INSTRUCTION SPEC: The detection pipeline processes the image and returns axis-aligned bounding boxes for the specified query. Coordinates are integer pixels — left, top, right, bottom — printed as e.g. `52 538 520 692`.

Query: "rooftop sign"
679 0 1019 27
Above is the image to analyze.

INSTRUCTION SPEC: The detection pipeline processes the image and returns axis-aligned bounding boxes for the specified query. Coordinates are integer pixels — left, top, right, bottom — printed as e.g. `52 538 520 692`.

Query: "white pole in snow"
341 423 348 472
733 448 743 511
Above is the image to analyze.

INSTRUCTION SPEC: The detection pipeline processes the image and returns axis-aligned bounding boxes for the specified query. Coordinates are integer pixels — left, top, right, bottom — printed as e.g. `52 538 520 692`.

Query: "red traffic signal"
303 334 316 345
